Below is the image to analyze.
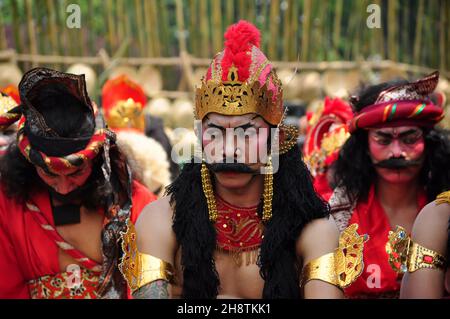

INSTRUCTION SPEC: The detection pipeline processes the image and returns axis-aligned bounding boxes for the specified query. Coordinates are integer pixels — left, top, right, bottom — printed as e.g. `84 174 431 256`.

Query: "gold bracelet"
119 220 175 293
386 226 446 273
301 223 368 289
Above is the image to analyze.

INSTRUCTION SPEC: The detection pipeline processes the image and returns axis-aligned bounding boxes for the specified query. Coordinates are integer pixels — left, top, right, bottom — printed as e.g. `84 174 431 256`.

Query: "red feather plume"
221 20 261 82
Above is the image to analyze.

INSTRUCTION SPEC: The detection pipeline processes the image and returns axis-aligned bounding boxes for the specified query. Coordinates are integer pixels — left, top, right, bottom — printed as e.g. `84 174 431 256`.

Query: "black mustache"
207 163 258 174
374 158 422 169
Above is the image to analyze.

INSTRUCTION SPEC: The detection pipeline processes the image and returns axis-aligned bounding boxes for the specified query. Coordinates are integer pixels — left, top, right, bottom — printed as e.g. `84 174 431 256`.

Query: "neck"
215 175 263 208
375 177 421 215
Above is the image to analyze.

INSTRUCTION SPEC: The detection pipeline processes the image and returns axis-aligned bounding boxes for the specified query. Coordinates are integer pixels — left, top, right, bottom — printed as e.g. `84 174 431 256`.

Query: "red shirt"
344 185 427 298
0 180 156 298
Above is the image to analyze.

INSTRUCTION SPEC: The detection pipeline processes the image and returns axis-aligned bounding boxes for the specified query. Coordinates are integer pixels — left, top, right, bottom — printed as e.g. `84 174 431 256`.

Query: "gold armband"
436 190 450 206
386 226 446 273
119 220 175 293
301 223 368 289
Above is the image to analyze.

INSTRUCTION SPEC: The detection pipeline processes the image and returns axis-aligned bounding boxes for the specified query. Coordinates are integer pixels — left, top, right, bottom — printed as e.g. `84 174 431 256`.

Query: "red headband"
348 100 444 133
348 71 444 133
16 118 108 175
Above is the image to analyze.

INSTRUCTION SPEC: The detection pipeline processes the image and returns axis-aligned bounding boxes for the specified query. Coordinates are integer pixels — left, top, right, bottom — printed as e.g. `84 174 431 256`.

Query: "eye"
402 136 420 145
375 137 391 145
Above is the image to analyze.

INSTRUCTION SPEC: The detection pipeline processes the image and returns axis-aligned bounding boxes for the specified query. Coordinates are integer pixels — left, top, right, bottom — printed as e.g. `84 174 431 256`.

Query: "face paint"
368 126 425 184
201 113 270 190
36 163 93 195
0 125 17 157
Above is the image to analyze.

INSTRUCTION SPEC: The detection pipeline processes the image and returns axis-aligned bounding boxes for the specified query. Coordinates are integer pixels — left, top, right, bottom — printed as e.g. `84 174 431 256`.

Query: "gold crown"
106 98 145 131
195 66 283 125
0 94 18 115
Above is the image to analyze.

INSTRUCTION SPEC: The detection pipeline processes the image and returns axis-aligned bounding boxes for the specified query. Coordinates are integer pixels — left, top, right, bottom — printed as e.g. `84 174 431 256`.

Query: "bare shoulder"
134 196 177 263
411 200 450 255
297 216 340 264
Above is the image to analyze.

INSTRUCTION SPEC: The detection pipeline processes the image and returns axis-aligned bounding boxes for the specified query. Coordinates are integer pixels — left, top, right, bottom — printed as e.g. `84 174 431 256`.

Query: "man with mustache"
119 21 366 299
330 72 450 298
0 68 156 298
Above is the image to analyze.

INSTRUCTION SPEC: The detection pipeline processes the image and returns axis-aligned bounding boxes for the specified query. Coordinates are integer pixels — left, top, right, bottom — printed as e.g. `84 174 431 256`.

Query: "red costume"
0 68 157 298
342 186 427 298
303 97 352 201
0 181 154 299
330 71 445 298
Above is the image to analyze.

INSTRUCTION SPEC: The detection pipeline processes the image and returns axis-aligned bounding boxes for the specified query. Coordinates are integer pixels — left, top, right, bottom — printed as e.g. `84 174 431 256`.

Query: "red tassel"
221 20 261 82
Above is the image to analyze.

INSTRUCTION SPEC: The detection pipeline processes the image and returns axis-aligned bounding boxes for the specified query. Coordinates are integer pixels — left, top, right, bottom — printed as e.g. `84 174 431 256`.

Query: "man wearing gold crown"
0 68 156 298
119 21 366 299
101 75 171 196
330 72 450 298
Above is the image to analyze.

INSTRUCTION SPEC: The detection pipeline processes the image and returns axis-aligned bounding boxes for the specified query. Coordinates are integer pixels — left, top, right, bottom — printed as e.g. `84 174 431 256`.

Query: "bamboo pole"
301 0 312 62
333 0 343 54
211 0 222 54
351 0 363 61
175 0 187 53
105 0 116 52
268 0 280 60
282 0 292 61
10 0 22 54
149 0 161 57
260 0 269 54
316 0 327 61
34 1 45 55
25 0 38 67
413 0 424 66
46 0 59 56
427 0 438 68
188 0 198 56
225 0 235 29
239 0 246 20
158 0 170 57
117 0 125 47
143 0 154 57
0 3 7 50
289 0 299 61
134 0 145 57
447 0 450 71
87 0 95 56
247 0 256 23
124 0 132 56
199 0 209 58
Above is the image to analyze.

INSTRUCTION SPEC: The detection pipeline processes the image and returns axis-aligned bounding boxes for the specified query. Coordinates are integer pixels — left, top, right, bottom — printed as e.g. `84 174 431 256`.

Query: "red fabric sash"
344 185 427 298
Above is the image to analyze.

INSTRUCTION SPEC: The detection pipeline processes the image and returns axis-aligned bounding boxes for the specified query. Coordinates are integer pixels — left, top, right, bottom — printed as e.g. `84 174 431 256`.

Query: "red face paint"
368 126 425 184
36 163 93 195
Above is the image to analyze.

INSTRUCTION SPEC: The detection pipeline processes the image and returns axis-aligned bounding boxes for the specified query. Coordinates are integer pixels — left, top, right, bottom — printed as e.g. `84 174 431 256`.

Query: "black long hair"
167 143 330 299
333 80 450 201
0 83 129 211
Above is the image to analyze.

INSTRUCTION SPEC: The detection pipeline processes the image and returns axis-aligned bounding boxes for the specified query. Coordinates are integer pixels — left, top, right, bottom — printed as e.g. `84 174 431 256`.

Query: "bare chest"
173 249 264 298
56 207 104 271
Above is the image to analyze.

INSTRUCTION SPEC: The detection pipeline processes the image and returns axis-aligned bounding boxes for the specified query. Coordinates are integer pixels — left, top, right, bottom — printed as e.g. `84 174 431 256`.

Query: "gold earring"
201 159 218 222
278 124 298 155
262 155 273 222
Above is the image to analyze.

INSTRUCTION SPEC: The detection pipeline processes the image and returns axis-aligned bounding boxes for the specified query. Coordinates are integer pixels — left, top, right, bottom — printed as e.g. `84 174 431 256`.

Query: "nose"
54 177 76 194
223 131 237 160
390 140 406 158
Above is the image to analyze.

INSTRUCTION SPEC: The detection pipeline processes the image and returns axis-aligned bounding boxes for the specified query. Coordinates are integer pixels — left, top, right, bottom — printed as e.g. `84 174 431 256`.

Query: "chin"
214 172 255 189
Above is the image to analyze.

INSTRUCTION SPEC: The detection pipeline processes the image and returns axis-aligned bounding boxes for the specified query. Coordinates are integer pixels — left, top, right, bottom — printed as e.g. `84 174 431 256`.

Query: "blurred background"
0 0 449 140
